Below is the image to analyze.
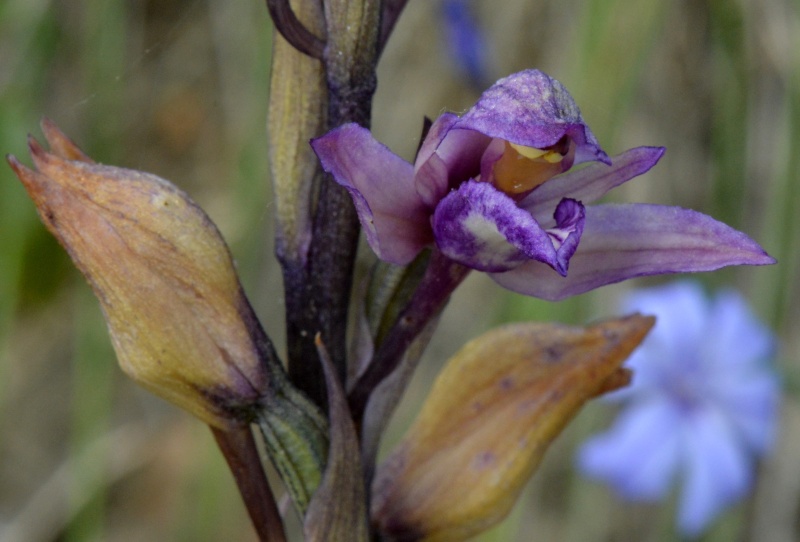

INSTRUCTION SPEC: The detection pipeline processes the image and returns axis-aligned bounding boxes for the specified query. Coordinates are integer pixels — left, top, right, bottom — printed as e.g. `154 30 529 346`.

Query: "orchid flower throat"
491 136 575 195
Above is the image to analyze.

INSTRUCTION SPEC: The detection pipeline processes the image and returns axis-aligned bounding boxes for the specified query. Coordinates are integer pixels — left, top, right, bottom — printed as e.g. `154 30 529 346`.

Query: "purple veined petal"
577 398 683 500
416 113 460 169
490 203 776 301
414 151 451 208
478 137 505 185
416 124 492 207
546 198 585 274
415 114 460 207
521 146 665 223
677 408 751 537
455 70 610 165
311 124 432 265
432 180 566 273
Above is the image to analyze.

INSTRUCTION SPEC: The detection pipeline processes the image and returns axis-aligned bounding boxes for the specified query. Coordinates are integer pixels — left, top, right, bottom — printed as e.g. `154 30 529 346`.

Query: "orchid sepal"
490 203 776 301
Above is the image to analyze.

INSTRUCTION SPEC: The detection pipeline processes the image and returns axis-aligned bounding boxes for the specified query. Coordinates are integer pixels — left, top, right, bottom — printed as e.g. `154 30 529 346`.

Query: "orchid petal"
415 113 460 169
414 114 459 207
312 124 432 265
415 119 492 207
477 137 506 187
490 204 775 300
432 180 575 273
522 146 665 222
546 198 585 274
437 129 494 182
455 70 609 165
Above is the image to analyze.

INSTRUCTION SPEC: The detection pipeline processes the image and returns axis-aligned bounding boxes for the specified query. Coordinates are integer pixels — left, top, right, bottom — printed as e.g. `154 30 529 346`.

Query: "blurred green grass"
1 0 798 541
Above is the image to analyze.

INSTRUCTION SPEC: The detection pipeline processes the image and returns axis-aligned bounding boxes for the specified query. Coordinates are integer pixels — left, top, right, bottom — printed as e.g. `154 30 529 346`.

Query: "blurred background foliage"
0 0 798 541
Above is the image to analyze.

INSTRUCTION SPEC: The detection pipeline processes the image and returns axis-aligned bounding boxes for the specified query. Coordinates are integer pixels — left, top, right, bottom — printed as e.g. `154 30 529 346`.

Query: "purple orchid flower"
577 281 780 537
311 70 774 300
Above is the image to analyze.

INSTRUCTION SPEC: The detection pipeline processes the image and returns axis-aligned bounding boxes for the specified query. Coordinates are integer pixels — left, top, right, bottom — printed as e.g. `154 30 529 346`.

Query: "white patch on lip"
459 212 519 269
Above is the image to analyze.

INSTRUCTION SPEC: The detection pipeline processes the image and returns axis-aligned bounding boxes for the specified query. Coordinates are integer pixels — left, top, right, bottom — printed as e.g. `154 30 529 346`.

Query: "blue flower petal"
441 0 490 87
706 289 777 371
578 398 683 500
677 408 751 536
711 373 780 453
623 281 710 370
579 280 780 538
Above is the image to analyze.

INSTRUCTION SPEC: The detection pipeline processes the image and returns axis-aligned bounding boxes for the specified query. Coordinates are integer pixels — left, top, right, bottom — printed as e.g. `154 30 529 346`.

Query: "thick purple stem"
276 0 381 409
291 181 362 406
285 53 378 409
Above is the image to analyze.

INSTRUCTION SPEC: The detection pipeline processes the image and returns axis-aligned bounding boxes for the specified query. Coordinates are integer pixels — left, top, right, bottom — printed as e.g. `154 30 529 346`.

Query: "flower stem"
283 148 366 410
211 425 287 542
348 251 470 425
283 0 381 408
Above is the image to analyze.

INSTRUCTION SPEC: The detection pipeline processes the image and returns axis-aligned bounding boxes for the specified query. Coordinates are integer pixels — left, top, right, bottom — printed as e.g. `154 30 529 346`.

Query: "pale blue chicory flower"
577 281 780 536
311 70 774 300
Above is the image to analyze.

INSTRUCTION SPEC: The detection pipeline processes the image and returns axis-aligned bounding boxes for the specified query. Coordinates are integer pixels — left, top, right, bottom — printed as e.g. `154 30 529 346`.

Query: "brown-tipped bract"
8 121 273 429
371 315 655 542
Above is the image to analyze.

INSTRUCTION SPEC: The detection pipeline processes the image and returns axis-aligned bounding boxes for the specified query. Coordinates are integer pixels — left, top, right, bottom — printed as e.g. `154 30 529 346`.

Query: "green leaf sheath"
255 384 329 515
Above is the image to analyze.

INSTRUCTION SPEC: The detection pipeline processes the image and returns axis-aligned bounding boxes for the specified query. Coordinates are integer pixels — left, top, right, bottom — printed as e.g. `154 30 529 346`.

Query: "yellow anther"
508 143 549 160
508 143 566 164
493 138 574 195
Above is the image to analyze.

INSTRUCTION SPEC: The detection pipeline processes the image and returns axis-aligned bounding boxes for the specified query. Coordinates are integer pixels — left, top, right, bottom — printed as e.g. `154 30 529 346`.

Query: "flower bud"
7 120 273 429
371 315 654 541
